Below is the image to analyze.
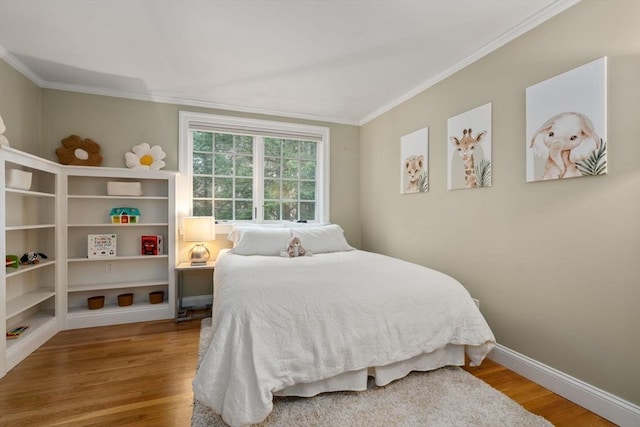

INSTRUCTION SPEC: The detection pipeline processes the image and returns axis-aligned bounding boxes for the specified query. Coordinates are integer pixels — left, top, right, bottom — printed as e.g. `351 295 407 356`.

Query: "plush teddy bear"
280 237 312 258
0 114 10 147
55 134 103 166
20 252 48 265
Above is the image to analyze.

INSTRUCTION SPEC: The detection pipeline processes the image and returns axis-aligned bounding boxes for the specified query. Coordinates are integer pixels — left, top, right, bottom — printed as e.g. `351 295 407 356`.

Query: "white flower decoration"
0 114 9 147
125 143 166 170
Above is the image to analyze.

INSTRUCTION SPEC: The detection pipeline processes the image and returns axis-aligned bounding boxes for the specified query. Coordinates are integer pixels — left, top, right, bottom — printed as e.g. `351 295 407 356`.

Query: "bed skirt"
274 344 465 397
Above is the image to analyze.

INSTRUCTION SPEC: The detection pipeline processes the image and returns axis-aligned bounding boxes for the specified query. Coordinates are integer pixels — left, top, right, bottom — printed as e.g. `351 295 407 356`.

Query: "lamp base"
189 243 210 266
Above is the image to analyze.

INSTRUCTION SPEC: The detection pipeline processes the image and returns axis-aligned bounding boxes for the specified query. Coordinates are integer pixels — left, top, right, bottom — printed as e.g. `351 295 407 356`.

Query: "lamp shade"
183 216 216 242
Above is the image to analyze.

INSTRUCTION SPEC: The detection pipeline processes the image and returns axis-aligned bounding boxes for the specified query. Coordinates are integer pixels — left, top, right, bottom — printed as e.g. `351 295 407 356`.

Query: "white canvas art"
447 103 492 190
400 127 428 194
526 57 607 182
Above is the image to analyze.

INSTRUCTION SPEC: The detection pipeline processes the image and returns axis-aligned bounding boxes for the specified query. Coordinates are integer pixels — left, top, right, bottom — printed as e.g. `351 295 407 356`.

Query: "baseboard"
489 344 640 427
182 295 213 309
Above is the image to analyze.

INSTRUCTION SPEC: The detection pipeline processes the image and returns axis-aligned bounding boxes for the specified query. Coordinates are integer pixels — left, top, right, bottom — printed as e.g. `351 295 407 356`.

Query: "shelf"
5 260 56 278
6 311 56 353
68 301 169 315
63 168 176 331
63 166 176 184
67 223 169 228
68 255 168 262
6 290 56 319
68 280 168 293
1 146 61 378
5 311 58 371
66 302 172 329
68 195 168 200
1 147 177 376
4 188 55 198
5 224 56 231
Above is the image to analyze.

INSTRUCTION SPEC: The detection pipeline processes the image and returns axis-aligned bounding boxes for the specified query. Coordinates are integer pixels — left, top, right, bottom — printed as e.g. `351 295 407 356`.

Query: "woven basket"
87 296 105 310
149 291 164 304
117 293 134 306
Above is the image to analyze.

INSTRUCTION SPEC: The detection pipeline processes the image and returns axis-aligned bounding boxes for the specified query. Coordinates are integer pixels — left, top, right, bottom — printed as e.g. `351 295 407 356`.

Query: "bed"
192 224 496 426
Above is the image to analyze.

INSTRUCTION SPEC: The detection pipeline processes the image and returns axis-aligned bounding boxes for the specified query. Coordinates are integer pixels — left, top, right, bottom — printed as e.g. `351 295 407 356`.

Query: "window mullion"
254 136 264 222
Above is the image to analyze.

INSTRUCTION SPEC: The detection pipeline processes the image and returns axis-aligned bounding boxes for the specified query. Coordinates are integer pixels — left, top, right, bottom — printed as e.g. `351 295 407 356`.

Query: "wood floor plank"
464 359 616 427
0 319 616 426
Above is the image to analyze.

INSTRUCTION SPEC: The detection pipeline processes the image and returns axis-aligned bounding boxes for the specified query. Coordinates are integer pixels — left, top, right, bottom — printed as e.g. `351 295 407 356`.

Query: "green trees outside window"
191 132 317 222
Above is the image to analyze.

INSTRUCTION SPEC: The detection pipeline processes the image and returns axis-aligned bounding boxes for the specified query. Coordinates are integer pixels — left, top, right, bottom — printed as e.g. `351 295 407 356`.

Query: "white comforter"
193 250 495 426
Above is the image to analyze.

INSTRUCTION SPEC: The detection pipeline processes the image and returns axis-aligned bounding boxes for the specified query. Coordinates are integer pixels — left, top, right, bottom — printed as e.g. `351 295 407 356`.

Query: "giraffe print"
450 128 486 188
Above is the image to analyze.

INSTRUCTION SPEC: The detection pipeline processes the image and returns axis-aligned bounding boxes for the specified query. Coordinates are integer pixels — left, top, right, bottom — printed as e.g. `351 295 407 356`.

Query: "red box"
141 235 164 255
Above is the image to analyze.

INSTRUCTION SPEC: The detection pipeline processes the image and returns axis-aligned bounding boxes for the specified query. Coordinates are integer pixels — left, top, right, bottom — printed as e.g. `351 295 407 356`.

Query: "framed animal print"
526 57 607 182
447 103 492 190
400 127 428 194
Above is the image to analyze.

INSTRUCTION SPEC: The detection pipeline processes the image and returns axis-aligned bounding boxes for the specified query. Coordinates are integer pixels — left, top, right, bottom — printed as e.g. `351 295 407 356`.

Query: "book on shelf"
141 235 164 255
5 255 19 267
6 325 29 340
88 234 117 258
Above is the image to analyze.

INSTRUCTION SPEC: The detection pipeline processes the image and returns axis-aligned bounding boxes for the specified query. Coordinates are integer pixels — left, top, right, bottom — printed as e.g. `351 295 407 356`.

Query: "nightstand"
175 261 215 322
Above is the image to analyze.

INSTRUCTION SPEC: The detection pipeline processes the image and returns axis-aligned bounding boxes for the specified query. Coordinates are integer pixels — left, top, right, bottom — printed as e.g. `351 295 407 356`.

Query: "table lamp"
183 216 216 265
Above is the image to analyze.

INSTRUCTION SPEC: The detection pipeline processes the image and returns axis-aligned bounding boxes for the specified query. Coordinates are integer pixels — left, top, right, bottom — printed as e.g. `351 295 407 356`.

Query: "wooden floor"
0 320 615 427
463 361 615 427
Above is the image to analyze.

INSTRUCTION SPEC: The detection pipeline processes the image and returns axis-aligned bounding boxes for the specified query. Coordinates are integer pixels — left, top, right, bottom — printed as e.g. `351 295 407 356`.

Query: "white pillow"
228 227 292 256
282 221 331 227
290 224 354 254
227 223 285 244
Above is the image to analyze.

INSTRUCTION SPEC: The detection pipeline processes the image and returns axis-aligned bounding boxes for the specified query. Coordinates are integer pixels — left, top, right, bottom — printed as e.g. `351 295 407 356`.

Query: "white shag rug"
192 318 553 427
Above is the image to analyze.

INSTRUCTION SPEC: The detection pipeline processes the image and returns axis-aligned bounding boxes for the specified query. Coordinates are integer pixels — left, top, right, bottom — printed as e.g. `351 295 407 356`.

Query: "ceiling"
0 0 578 125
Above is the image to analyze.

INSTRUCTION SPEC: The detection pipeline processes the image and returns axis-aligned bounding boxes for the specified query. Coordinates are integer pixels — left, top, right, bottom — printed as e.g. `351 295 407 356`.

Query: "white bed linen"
193 250 496 426
273 344 465 397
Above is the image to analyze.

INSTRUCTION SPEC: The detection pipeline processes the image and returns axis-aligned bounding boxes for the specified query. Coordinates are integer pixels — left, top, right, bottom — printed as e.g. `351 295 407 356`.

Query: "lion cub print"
405 155 424 193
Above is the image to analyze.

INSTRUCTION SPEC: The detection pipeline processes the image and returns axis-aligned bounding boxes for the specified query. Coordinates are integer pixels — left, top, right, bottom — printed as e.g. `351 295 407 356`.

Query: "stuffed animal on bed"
20 252 48 265
280 237 312 257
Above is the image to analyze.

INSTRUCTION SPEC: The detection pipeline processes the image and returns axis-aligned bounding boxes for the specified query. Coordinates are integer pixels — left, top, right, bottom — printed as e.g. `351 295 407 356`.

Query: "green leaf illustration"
576 140 607 176
475 158 492 187
418 170 429 192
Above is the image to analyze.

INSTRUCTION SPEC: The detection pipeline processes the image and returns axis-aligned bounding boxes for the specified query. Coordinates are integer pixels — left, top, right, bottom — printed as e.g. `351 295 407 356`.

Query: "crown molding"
0 44 358 126
0 45 45 87
39 80 360 126
358 0 582 125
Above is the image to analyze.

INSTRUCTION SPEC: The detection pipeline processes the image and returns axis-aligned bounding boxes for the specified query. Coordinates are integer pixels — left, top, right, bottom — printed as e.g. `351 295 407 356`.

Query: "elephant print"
530 112 602 180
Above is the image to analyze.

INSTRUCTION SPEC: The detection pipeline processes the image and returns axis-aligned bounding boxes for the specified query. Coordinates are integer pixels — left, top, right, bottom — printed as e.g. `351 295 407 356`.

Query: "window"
192 132 254 220
179 112 330 226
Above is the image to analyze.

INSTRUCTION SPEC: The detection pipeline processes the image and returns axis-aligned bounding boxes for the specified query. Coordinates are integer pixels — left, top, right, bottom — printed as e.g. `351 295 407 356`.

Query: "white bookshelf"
1 148 177 378
1 146 60 378
62 166 177 330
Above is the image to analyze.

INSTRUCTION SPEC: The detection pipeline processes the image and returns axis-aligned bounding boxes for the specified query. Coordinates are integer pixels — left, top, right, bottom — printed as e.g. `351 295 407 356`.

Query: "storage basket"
149 291 164 304
87 296 105 310
6 169 32 190
107 181 143 196
117 293 134 306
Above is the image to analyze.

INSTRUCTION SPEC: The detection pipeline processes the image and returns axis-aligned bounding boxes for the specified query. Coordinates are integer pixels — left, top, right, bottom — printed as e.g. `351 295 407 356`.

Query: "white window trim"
178 111 330 234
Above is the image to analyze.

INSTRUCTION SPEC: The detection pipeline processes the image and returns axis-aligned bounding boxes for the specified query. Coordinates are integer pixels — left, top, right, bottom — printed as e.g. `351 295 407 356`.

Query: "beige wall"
40 90 361 250
0 59 41 154
360 0 640 404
